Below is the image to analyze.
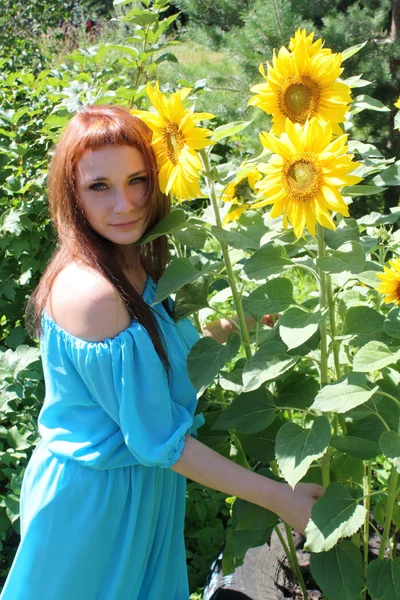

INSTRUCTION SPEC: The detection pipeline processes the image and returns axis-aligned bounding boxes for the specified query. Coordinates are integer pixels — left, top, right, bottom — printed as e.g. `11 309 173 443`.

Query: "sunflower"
395 97 400 109
289 28 331 58
221 168 261 225
131 82 215 202
376 258 400 305
253 118 363 239
248 32 351 135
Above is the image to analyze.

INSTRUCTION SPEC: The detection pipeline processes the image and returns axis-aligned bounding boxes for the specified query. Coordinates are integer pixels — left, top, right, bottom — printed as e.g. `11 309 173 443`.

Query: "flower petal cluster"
253 118 363 239
221 167 261 225
248 29 351 135
132 82 215 202
377 258 400 305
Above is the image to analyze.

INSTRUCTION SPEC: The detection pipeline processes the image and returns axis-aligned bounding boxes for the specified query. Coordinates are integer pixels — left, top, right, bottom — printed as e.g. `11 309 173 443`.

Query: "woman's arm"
170 434 324 535
202 313 277 344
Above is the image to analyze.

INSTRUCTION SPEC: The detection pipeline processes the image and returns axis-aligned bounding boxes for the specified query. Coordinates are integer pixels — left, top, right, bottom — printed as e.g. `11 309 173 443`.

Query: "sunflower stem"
378 465 399 560
284 523 308 600
200 149 252 360
327 276 341 380
362 460 372 599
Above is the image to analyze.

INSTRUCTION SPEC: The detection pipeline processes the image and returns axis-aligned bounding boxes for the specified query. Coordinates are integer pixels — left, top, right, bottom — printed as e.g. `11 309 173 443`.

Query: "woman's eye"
130 176 148 185
89 183 107 192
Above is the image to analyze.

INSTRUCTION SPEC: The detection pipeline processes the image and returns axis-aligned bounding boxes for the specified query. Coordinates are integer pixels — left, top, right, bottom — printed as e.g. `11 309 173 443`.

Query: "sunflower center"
283 154 321 201
234 178 254 203
163 122 185 165
279 76 320 124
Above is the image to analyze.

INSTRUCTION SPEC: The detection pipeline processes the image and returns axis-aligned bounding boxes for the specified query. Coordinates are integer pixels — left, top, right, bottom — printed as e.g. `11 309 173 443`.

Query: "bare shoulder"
46 262 131 342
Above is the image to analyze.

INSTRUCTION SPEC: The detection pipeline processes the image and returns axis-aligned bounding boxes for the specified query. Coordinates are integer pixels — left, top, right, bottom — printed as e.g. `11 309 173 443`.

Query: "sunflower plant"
135 28 400 600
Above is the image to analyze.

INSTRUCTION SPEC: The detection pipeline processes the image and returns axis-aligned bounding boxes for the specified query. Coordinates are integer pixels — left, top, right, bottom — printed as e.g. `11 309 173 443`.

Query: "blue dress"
0 276 205 600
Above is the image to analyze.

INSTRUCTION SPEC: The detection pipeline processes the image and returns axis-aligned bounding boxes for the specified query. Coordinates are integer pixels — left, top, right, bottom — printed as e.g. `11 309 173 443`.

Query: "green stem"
378 465 399 559
321 448 331 488
284 523 308 600
200 149 252 359
363 461 372 600
327 277 341 380
377 391 400 411
316 224 328 386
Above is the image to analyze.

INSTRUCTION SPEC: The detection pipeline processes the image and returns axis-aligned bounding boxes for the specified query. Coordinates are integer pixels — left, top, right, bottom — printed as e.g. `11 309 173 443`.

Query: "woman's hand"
272 482 325 536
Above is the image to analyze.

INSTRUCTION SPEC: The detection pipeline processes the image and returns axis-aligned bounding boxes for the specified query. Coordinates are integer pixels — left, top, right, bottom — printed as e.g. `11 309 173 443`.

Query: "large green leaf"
275 417 331 488
341 41 367 61
187 333 241 393
232 494 277 559
137 208 187 244
279 307 326 350
316 241 365 274
331 415 385 459
353 342 400 372
379 431 400 473
154 258 202 303
310 541 363 600
242 342 300 392
243 243 292 281
372 163 400 186
212 388 276 434
211 120 252 142
352 94 390 113
275 373 319 411
330 452 364 484
0 345 40 379
323 218 359 250
344 306 385 336
367 558 400 600
174 277 209 321
236 418 284 462
310 372 379 414
305 482 366 553
384 309 400 339
211 225 260 250
243 277 296 316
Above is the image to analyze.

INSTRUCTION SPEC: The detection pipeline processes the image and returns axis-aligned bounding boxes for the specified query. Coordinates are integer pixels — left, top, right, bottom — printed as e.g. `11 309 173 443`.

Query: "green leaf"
187 333 241 393
305 482 367 553
211 225 260 250
243 278 295 316
342 184 387 196
174 277 209 321
242 342 300 392
154 258 201 303
4 494 20 524
311 372 379 414
310 541 363 600
279 307 326 350
395 112 400 131
275 417 331 488
243 243 292 281
384 309 400 339
372 163 400 186
0 346 40 379
316 241 365 274
331 452 364 483
236 419 284 462
331 415 385 459
211 120 252 142
341 41 367 61
155 52 178 64
379 431 400 473
7 425 31 451
137 208 187 244
234 498 278 531
323 218 359 250
352 94 390 113
353 342 400 372
344 306 385 336
275 373 319 411
367 558 400 600
212 388 276 434
173 226 207 249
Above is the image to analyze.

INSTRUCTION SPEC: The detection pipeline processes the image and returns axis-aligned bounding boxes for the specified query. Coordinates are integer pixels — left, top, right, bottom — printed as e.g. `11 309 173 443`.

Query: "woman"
0 105 324 600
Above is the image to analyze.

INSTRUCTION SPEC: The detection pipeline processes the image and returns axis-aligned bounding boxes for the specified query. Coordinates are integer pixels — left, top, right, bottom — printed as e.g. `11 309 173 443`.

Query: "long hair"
25 104 172 371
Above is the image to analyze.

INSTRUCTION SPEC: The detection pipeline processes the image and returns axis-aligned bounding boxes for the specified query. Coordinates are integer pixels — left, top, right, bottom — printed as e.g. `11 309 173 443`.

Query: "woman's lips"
111 219 140 228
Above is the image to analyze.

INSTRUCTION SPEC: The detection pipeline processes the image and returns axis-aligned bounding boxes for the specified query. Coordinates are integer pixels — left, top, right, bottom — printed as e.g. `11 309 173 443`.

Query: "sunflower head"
249 31 351 135
289 28 331 58
252 117 362 239
131 82 215 202
221 167 261 225
376 258 400 305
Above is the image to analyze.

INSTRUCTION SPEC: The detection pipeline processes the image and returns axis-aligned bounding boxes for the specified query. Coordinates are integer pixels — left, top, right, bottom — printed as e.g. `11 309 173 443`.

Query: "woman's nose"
113 187 146 211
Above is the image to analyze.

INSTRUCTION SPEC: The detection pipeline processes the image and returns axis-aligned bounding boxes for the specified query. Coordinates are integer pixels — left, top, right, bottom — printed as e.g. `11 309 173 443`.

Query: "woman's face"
75 144 151 246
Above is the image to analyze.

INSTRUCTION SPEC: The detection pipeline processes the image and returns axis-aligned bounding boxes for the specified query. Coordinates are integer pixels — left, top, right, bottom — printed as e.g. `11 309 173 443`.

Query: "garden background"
1 1 400 598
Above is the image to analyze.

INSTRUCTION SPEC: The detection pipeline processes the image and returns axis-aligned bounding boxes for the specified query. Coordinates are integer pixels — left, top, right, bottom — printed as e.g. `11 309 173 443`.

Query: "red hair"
26 104 172 369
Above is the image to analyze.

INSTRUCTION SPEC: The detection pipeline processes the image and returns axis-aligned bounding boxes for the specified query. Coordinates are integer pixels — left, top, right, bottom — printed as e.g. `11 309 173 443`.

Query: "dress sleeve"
66 323 195 469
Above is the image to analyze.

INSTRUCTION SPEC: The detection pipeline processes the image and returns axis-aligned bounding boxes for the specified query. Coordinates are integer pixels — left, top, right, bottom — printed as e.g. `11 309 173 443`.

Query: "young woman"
0 105 324 600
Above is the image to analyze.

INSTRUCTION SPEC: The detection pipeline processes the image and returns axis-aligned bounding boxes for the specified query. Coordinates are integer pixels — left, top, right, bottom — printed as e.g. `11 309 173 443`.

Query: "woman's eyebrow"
87 170 148 182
